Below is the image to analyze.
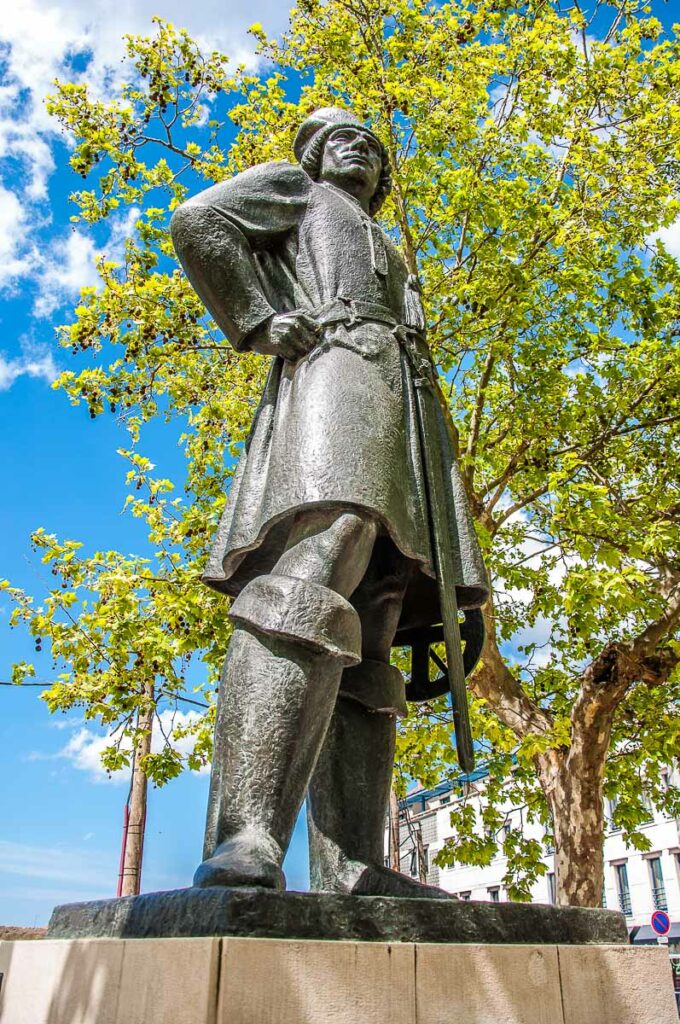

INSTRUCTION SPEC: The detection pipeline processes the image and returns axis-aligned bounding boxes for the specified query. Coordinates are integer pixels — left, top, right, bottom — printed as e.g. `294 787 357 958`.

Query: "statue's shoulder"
237 160 310 189
181 161 311 211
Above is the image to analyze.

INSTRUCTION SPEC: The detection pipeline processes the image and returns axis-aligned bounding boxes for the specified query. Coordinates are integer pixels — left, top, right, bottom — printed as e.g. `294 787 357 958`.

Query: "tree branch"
470 598 554 739
573 578 680 735
465 349 496 479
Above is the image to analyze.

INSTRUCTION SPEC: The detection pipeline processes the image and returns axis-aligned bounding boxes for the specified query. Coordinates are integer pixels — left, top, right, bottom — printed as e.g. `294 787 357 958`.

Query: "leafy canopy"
4 1 680 895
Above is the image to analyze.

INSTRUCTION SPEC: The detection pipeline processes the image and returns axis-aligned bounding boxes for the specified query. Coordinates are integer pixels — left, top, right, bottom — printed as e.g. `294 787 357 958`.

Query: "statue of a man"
171 107 488 896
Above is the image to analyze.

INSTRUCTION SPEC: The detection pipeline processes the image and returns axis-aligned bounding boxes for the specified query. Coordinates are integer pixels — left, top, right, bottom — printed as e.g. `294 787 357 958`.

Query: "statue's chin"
322 169 374 200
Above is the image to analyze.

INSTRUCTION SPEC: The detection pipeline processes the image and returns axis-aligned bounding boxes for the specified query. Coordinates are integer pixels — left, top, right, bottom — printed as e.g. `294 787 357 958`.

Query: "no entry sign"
651 909 671 936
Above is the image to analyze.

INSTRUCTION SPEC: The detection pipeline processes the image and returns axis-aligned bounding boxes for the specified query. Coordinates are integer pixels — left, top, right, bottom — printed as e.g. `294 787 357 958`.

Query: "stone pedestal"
0 935 677 1024
2 892 675 1022
45 887 628 945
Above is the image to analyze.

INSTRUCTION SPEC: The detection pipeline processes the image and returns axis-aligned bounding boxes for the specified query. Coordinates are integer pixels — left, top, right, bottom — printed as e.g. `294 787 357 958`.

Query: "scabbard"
413 367 475 773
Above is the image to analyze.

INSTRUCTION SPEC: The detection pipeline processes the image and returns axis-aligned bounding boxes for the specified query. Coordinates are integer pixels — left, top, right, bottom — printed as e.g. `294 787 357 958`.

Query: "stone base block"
46 886 628 945
1 937 677 1024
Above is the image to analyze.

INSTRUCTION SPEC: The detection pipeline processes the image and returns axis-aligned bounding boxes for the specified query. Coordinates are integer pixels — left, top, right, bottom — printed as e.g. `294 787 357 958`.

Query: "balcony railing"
652 885 668 912
618 891 632 916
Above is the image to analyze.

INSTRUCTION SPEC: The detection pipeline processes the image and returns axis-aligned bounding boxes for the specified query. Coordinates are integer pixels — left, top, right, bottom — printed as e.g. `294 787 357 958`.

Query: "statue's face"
319 127 382 199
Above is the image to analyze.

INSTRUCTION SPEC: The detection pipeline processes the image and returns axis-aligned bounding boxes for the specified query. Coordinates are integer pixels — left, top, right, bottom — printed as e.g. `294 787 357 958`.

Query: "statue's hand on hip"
246 311 321 361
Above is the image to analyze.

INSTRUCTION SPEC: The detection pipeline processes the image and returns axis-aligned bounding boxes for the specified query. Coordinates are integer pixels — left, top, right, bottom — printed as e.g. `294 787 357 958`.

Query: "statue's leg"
307 540 456 899
194 510 377 890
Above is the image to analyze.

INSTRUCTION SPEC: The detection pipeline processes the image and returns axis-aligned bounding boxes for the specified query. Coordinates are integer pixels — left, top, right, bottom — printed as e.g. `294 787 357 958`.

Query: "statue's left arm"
170 162 311 351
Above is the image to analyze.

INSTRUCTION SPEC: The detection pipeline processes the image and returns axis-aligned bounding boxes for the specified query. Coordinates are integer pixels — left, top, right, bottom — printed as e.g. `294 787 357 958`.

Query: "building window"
641 793 655 824
459 891 471 901
501 817 514 842
547 872 556 904
487 887 500 903
648 856 668 912
606 797 621 832
614 863 632 916
409 849 418 877
440 796 450 806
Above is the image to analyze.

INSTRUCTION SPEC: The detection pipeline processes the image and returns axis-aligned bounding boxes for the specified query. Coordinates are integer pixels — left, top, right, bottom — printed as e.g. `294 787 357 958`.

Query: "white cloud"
0 0 292 296
494 508 575 669
153 708 209 771
510 615 555 669
0 838 184 902
0 346 58 389
30 708 210 782
30 205 140 317
0 885 101 904
0 4 85 210
0 183 36 287
57 727 129 781
0 838 114 889
33 228 100 318
0 0 290 172
49 715 85 730
648 218 680 260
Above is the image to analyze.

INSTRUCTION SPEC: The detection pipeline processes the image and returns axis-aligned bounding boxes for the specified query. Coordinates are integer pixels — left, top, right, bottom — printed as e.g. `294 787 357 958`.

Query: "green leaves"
4 514 225 783
6 4 679 893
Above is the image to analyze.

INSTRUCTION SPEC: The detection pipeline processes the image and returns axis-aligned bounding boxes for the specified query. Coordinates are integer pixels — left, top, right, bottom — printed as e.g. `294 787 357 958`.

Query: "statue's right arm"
170 162 311 353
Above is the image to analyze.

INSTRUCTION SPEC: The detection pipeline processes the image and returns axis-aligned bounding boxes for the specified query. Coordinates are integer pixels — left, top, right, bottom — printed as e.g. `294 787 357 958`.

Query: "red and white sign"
651 910 671 937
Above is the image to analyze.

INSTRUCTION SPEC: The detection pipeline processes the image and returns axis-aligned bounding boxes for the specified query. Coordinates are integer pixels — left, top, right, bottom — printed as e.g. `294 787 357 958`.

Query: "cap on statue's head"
293 106 391 215
293 107 379 162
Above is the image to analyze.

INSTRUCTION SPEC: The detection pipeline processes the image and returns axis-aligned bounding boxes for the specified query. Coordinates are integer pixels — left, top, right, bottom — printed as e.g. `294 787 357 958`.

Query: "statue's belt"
312 297 403 329
308 299 434 382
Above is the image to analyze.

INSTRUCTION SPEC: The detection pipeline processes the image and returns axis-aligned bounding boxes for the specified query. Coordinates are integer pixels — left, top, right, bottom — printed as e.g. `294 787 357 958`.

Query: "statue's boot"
307 659 455 900
194 573 362 890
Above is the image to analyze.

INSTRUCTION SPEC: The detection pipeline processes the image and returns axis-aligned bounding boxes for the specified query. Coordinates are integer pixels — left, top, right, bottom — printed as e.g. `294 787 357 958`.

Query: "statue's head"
293 107 391 216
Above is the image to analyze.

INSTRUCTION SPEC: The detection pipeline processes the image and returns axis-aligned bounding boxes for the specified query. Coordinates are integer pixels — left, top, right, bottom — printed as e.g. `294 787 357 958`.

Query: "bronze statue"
171 107 488 896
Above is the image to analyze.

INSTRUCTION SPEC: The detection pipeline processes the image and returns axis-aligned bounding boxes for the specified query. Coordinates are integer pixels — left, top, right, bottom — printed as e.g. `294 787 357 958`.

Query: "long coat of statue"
171 157 488 633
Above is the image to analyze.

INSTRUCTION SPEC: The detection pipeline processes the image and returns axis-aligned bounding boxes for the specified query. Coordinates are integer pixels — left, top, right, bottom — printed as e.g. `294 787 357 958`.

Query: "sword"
410 337 475 773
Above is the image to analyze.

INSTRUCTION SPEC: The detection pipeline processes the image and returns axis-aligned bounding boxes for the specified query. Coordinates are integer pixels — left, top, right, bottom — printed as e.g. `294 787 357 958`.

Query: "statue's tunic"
171 161 488 629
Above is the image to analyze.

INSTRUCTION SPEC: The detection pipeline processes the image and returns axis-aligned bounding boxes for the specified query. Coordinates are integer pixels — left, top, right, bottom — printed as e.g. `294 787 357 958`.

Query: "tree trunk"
537 746 606 908
473 596 620 908
472 578 678 906
120 683 154 897
389 786 401 871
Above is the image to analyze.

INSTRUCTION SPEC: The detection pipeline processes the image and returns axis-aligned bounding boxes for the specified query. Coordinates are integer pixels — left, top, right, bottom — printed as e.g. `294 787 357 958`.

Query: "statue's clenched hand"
246 312 321 361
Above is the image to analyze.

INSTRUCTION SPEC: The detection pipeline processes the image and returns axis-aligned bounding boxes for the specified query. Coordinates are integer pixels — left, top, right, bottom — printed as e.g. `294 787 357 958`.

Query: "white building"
387 770 680 946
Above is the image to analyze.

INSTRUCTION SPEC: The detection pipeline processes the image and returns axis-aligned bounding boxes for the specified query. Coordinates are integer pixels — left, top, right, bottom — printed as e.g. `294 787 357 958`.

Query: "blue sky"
0 0 309 928
2 0 679 928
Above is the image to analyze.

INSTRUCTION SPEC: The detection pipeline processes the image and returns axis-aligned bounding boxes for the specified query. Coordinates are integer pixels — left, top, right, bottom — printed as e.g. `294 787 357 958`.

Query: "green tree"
5 1 680 906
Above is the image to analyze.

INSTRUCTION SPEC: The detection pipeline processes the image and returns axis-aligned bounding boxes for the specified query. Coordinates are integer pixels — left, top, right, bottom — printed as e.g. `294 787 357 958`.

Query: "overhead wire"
0 680 210 708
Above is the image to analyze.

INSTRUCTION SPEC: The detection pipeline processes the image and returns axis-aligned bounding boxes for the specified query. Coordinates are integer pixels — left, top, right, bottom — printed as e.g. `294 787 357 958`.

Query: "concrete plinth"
0 937 677 1024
